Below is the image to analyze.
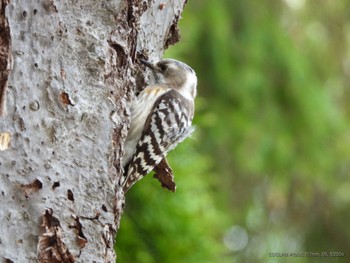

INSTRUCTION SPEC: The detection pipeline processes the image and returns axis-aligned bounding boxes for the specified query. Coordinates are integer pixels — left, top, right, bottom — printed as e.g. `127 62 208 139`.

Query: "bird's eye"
158 64 167 72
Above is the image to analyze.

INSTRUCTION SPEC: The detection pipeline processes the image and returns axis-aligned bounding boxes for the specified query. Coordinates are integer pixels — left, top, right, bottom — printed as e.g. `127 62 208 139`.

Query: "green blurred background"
116 0 350 262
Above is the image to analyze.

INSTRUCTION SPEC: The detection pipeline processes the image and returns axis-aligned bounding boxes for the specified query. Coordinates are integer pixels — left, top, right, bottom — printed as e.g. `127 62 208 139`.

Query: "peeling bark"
0 0 187 262
37 209 75 263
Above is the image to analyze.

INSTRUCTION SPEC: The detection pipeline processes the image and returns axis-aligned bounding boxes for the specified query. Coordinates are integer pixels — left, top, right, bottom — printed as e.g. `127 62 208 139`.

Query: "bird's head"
140 58 197 99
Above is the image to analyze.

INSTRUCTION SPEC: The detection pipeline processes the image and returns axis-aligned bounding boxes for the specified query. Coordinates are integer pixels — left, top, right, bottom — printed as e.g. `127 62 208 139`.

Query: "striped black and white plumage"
121 58 197 192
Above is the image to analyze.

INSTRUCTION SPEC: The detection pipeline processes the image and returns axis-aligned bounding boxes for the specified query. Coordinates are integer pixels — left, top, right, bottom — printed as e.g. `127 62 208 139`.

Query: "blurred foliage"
116 0 350 262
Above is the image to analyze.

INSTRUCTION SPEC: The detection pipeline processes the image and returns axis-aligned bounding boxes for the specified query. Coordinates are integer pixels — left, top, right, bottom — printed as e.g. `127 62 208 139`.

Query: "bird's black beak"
140 59 156 70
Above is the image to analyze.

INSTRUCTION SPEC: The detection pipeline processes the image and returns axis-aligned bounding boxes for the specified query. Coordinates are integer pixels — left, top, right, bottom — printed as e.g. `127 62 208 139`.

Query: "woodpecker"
121 58 197 192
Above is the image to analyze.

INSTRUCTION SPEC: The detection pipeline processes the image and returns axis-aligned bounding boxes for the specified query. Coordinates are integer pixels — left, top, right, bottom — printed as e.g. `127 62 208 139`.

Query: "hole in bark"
4 259 14 263
33 9 37 15
101 204 108 212
22 11 27 17
52 151 55 155
52 181 60 190
34 63 38 68
1 191 4 196
165 23 181 49
67 189 74 201
59 91 73 106
20 179 43 198
107 42 126 67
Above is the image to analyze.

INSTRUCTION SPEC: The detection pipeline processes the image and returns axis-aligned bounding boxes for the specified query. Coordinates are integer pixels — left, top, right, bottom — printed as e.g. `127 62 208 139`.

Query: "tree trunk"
0 0 187 262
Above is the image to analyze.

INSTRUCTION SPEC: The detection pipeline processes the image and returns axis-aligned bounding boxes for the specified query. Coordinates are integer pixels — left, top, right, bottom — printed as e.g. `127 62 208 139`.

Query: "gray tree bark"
0 0 187 262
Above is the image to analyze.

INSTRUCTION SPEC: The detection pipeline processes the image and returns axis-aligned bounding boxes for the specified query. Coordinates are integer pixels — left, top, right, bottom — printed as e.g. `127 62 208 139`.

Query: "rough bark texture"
0 0 187 262
0 0 12 116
